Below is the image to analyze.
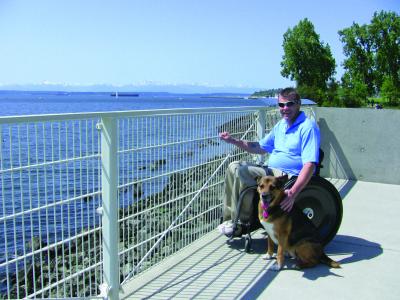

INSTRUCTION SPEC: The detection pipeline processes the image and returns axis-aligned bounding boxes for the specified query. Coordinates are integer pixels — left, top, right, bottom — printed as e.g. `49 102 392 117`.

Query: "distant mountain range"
0 83 261 94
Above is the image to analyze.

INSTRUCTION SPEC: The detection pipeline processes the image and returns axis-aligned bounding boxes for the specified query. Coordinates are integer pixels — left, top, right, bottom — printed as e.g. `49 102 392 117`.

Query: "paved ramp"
120 180 400 300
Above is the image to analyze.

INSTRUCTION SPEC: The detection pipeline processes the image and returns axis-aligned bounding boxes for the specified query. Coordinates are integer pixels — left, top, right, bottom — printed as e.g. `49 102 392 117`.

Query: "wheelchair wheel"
285 176 343 245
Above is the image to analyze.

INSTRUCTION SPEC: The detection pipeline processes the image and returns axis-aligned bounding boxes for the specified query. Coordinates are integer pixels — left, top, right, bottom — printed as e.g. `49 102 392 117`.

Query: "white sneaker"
218 222 234 236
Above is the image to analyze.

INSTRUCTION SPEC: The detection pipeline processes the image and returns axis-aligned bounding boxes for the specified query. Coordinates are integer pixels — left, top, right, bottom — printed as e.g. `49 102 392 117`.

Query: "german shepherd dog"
257 175 340 271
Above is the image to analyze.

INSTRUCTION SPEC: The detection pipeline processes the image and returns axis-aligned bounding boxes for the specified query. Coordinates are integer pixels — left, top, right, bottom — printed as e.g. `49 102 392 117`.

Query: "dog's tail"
320 253 341 268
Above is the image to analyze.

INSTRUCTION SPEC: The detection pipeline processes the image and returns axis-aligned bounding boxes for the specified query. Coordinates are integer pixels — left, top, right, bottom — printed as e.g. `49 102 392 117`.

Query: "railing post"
256 108 266 165
99 117 119 300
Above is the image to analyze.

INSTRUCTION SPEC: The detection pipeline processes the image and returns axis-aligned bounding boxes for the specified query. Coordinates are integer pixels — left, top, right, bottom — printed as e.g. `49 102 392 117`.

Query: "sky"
0 0 399 93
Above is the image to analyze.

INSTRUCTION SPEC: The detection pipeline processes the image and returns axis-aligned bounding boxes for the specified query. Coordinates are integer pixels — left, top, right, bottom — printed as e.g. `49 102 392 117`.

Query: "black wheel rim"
286 177 343 245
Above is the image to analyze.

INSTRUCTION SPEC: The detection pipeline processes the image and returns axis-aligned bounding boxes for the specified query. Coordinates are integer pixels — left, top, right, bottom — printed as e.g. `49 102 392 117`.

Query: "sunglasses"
278 101 296 108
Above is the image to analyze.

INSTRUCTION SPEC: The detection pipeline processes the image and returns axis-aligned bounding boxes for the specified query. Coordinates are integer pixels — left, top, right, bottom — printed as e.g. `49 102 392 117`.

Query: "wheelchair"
231 151 343 253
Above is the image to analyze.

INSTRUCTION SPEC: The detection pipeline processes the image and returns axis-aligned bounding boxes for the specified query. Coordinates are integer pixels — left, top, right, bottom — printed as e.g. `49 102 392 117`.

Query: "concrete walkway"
120 180 400 300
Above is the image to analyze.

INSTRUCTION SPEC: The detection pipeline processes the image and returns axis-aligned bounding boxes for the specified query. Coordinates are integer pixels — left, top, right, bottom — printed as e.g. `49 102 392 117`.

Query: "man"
219 87 320 225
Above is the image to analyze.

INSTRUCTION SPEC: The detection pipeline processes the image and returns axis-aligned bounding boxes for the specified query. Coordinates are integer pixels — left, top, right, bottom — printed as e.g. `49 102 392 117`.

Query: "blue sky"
0 0 399 92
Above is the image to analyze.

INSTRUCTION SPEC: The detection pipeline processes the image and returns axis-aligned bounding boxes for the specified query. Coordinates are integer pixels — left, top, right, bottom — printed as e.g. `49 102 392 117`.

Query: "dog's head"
256 175 288 208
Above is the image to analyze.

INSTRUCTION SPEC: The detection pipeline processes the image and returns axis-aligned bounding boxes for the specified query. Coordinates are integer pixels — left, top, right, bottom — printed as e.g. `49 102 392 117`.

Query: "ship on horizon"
111 92 139 97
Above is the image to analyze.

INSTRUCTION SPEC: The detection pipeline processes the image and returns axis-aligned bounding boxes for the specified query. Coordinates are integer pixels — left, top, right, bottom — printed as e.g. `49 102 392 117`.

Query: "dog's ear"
275 174 288 188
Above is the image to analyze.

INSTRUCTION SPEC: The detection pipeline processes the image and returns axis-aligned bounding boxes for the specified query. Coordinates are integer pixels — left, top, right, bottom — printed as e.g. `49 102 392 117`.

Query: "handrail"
121 110 262 284
0 106 315 300
0 106 264 299
0 106 265 124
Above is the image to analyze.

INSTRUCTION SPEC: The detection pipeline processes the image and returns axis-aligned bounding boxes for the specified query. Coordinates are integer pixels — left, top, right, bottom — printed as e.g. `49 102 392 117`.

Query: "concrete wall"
315 107 400 185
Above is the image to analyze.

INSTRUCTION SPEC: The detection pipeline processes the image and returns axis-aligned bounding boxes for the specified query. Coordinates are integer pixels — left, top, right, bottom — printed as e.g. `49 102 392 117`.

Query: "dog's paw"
269 263 282 271
262 253 274 260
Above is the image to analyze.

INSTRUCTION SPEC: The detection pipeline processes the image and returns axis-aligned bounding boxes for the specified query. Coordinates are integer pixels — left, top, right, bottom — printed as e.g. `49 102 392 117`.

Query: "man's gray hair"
279 87 301 104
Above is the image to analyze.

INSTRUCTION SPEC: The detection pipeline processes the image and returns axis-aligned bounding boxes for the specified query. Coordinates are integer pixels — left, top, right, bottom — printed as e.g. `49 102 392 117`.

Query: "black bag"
230 186 262 237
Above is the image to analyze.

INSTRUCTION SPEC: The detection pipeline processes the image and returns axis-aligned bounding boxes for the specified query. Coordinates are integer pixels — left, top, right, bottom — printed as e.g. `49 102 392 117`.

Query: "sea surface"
0 91 276 276
0 90 273 116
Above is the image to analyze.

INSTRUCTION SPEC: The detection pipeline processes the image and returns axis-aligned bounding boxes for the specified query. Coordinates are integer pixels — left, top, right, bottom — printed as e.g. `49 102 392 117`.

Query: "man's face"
278 96 300 124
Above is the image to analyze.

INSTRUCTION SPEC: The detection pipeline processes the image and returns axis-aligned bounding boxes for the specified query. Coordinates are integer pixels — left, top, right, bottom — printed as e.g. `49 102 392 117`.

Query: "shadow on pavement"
326 234 383 264
232 234 382 298
299 234 382 280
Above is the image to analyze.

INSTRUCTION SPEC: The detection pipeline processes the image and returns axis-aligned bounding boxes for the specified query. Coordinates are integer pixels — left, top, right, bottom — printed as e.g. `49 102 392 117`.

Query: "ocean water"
0 91 275 269
0 91 272 116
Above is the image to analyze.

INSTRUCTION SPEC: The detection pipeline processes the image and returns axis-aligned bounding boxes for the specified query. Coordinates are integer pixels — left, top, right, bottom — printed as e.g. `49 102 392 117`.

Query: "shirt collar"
284 111 306 131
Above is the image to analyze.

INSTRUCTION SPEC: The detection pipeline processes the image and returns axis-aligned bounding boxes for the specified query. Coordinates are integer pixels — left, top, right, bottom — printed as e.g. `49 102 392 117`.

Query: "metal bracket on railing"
256 109 266 165
99 283 110 299
96 206 104 215
96 122 103 130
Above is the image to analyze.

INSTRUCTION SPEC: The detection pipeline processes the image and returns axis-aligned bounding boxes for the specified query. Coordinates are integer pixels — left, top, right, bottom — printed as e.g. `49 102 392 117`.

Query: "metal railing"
0 114 103 299
0 106 314 299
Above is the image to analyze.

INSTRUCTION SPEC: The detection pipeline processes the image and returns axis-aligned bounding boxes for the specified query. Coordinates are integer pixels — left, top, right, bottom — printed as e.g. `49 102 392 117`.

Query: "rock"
82 195 92 202
28 237 42 251
132 183 143 197
150 159 167 171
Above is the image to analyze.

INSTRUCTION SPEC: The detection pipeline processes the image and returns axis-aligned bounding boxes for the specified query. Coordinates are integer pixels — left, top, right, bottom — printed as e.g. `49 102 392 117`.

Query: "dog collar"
261 202 269 218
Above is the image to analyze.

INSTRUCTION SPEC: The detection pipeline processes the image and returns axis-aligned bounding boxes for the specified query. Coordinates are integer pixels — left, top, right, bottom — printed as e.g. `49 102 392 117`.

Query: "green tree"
340 73 368 107
251 89 280 97
338 23 376 95
381 76 400 106
323 80 342 107
281 18 336 104
369 11 400 90
338 10 400 102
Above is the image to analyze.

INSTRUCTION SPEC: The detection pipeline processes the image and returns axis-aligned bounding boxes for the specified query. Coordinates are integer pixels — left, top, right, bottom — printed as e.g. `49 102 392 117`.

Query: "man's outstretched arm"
219 131 267 154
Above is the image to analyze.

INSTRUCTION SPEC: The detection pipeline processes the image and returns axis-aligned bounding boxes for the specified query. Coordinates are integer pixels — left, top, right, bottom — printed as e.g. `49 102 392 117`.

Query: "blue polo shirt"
259 111 320 176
